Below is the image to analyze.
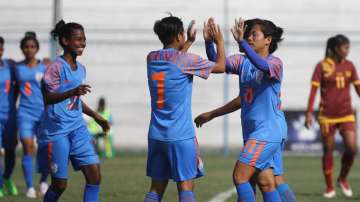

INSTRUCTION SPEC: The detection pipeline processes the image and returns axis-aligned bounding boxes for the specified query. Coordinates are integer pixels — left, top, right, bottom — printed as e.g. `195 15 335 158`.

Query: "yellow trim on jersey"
352 80 360 85
318 114 355 124
311 81 320 87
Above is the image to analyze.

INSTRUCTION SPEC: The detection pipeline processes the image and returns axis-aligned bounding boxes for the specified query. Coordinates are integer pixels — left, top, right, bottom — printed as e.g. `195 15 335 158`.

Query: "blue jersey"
40 57 86 142
147 48 215 142
0 59 16 117
15 61 45 118
226 54 286 142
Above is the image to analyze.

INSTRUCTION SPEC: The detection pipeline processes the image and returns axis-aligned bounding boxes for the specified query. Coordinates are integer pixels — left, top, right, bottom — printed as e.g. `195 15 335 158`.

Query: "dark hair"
325 34 349 58
51 19 84 48
153 15 184 46
0 36 4 45
244 18 283 54
20 31 39 50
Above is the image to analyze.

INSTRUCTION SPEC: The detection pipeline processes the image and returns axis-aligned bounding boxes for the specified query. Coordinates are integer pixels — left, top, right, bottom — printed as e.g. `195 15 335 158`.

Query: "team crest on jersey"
345 71 352 78
51 162 58 174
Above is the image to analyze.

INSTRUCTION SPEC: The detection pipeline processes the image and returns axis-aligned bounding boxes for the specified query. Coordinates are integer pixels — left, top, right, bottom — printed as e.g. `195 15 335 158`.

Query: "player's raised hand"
231 17 247 43
305 112 313 129
194 112 213 128
208 19 224 45
203 17 213 42
187 20 197 42
72 84 91 96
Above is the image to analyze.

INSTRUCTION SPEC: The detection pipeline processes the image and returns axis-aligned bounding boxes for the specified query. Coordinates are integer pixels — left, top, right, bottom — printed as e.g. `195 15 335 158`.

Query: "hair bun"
25 31 36 38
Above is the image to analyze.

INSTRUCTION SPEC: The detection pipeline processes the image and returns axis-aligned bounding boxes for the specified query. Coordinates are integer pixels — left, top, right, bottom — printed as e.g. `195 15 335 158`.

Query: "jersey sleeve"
350 63 360 86
268 56 283 81
178 52 215 79
225 54 244 75
43 61 62 92
311 63 322 88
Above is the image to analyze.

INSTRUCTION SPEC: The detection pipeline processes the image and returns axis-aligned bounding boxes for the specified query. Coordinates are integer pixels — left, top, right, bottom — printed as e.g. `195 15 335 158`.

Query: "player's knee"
257 177 276 192
233 171 249 184
52 181 67 194
87 172 101 185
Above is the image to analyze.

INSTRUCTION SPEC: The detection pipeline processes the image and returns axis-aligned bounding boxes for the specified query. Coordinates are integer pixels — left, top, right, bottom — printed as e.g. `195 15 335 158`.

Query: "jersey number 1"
151 72 165 109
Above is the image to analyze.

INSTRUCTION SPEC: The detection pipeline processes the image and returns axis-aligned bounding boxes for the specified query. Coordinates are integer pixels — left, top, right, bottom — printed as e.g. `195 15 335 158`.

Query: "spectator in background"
88 97 115 158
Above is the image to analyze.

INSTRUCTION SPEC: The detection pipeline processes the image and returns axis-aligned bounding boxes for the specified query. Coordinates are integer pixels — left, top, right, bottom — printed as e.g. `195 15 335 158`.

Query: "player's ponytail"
20 31 39 50
50 19 84 48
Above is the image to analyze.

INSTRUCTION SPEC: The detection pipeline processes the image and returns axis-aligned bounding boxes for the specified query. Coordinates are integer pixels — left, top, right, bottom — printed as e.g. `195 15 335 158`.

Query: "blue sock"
262 190 281 202
179 190 195 202
277 183 296 202
235 182 255 202
3 149 15 179
83 184 100 202
144 192 162 202
43 188 61 202
21 155 33 188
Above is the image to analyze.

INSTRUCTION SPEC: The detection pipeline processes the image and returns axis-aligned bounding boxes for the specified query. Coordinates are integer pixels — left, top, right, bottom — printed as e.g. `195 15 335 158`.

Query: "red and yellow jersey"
311 58 360 119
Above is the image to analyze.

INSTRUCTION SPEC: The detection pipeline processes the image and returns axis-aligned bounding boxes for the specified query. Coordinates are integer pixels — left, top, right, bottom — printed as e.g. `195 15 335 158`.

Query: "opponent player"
196 18 296 202
41 20 110 202
0 36 18 197
15 32 48 198
144 15 225 202
305 34 359 198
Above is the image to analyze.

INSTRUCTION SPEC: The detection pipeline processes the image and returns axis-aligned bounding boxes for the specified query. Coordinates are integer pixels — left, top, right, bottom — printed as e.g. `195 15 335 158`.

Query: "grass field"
3 152 360 202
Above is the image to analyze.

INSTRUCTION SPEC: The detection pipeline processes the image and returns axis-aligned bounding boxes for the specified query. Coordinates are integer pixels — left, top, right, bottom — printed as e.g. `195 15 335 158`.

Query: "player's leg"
36 143 50 196
20 136 36 198
69 125 101 202
257 168 282 202
233 160 256 202
337 122 357 197
320 122 336 198
43 137 70 202
146 180 169 202
273 141 296 202
0 124 4 197
2 115 18 196
173 138 204 202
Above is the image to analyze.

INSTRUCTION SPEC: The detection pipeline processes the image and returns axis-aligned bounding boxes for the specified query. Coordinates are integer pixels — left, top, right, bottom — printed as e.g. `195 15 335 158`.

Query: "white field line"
207 187 236 202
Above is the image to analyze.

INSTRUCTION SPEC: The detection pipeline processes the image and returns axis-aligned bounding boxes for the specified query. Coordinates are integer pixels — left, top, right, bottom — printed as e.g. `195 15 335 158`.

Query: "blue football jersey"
147 48 215 141
40 57 86 142
15 61 45 118
226 54 287 142
0 59 16 117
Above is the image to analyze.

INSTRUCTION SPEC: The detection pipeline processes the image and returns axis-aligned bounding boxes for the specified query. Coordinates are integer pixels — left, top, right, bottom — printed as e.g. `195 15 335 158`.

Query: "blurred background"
2 0 360 153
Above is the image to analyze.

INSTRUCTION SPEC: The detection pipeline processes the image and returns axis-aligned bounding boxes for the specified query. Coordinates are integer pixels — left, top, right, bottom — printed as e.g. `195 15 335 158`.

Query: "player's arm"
350 63 360 97
81 100 110 133
194 95 241 128
208 19 225 73
305 63 321 129
181 20 196 52
43 84 91 105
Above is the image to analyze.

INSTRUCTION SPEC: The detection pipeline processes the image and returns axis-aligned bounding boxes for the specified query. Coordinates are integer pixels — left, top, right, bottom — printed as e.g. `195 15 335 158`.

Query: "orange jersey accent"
311 58 360 118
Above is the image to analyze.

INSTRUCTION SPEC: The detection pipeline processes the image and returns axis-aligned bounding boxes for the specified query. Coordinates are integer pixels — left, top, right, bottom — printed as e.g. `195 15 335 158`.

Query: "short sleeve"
225 54 244 75
311 62 322 88
177 52 215 79
268 56 283 81
350 62 360 86
44 61 62 92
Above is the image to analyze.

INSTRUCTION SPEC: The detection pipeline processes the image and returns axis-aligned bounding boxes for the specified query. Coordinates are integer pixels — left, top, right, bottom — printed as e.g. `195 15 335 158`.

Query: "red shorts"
319 121 356 137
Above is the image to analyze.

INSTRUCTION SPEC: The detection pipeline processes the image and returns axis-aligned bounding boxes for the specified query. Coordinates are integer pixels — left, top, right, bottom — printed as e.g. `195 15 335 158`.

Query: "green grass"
3 152 360 201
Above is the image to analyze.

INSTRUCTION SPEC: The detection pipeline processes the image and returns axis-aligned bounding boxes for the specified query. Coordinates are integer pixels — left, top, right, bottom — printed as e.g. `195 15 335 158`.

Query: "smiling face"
21 39 38 60
246 24 272 54
62 29 86 56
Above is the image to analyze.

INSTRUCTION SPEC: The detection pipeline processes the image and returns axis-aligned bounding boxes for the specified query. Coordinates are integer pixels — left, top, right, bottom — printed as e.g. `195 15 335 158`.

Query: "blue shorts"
17 115 41 139
239 140 280 171
273 140 285 176
0 114 17 149
38 125 99 179
147 137 204 182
